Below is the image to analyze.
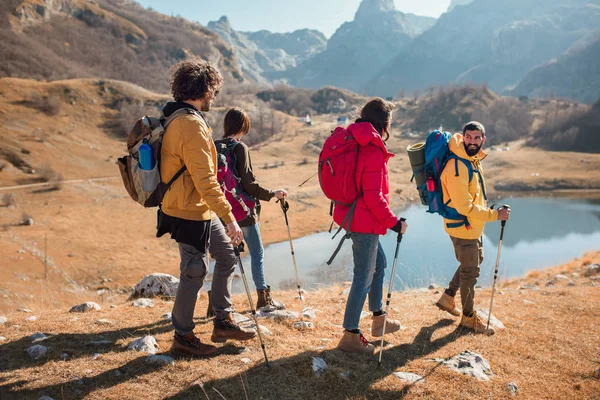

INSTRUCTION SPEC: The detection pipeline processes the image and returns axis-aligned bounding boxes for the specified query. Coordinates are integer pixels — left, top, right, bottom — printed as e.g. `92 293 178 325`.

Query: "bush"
471 98 534 146
25 93 61 116
1 193 15 207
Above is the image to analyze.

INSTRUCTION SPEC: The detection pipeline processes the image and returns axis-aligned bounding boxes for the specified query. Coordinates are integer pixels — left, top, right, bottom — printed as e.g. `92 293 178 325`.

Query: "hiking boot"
460 311 495 335
435 292 461 317
371 313 402 337
211 314 256 343
171 332 217 357
337 330 375 355
256 286 286 311
205 290 215 319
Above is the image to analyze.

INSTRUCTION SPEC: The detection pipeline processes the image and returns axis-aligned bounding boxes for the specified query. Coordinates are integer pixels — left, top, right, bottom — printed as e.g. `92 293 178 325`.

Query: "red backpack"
318 126 362 264
214 139 257 222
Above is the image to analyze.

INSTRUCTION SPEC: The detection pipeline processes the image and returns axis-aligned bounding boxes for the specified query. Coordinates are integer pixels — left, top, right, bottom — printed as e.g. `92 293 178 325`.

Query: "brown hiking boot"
211 314 256 343
256 286 286 311
371 313 402 337
171 332 217 357
205 290 215 319
435 292 461 317
337 330 375 355
460 311 495 335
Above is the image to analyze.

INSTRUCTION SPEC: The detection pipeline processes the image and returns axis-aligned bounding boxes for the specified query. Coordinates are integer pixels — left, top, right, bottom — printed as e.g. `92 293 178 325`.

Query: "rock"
256 310 298 321
508 382 519 396
25 316 38 322
240 357 251 364
360 311 370 320
517 284 539 291
312 357 328 376
555 274 569 280
428 350 493 381
132 299 154 308
18 308 33 313
393 372 424 384
0 316 7 324
161 312 172 321
114 370 122 377
584 264 600 277
146 355 175 366
75 380 84 385
232 312 252 324
428 284 438 290
293 321 315 330
92 353 102 360
522 300 535 305
39 397 56 400
302 307 317 320
95 319 116 326
571 272 580 278
25 344 48 360
0 336 6 342
568 280 576 287
60 353 69 361
69 302 101 313
132 273 179 299
339 371 352 380
128 336 159 354
30 333 49 343
475 308 505 329
545 281 555 287
68 253 76 258
110 305 117 309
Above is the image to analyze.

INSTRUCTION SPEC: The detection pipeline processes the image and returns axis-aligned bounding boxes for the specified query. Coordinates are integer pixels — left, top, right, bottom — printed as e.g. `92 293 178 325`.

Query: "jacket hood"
347 122 392 156
449 133 487 161
162 101 199 118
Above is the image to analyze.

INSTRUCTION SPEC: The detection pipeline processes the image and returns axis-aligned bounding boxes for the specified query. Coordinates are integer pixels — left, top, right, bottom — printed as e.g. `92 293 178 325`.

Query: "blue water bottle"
138 143 154 170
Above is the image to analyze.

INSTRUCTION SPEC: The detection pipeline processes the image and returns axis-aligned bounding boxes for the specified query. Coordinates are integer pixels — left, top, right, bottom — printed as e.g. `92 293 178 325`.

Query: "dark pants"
448 236 484 315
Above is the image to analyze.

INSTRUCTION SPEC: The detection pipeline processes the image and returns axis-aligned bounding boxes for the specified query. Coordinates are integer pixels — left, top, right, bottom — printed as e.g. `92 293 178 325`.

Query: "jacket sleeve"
360 147 398 229
442 162 498 222
234 143 275 202
178 117 235 224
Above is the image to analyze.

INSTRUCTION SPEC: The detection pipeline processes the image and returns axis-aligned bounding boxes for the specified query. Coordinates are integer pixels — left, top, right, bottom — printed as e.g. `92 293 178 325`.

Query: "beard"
464 143 481 157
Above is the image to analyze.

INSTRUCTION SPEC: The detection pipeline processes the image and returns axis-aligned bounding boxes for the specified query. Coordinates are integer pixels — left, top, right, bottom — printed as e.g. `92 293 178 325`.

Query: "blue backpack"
418 130 487 230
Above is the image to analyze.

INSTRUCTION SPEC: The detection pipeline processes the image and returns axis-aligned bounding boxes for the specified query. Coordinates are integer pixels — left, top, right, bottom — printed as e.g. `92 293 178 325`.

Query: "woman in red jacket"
334 98 408 354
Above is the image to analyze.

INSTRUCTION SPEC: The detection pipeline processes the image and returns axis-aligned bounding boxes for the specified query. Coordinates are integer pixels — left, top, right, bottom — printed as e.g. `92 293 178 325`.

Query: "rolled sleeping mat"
406 142 428 205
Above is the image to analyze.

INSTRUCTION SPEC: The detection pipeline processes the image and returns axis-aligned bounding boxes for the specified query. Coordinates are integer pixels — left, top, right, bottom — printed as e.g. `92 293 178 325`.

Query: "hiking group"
118 57 511 359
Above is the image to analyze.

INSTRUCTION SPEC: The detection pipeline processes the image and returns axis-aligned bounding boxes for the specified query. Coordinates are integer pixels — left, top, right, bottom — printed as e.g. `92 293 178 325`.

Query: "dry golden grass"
0 252 599 399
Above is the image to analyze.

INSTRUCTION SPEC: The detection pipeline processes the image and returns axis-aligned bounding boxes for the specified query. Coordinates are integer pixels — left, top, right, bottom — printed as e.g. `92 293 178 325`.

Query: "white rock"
393 372 424 384
517 284 539 291
25 344 48 360
232 312 252 324
571 272 580 278
312 357 328 376
428 350 493 381
95 319 116 326
360 311 370 320
555 274 569 280
475 308 505 329
293 321 315 330
92 353 102 360
128 336 159 354
508 382 519 396
256 310 298 321
69 302 101 313
18 308 33 313
132 273 179 298
302 307 317 320
0 336 6 342
522 300 535 305
25 316 38 322
0 316 7 324
132 298 154 308
146 355 175 366
161 312 172 321
240 357 251 364
30 333 49 343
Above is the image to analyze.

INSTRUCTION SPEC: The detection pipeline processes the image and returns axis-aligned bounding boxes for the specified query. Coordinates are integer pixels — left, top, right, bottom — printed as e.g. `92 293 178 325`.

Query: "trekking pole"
298 172 317 187
487 205 510 331
378 219 405 368
234 243 271 368
277 199 304 301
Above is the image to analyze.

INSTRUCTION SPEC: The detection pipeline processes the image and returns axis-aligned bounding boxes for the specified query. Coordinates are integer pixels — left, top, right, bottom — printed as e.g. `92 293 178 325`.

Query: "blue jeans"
241 223 267 291
343 233 387 331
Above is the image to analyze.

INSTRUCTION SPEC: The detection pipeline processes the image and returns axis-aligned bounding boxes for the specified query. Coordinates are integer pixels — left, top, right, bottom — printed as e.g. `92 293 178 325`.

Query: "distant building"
337 116 349 125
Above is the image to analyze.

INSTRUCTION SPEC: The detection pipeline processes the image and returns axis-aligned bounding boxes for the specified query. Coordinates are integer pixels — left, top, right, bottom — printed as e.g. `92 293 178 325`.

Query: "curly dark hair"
356 98 394 141
169 57 223 102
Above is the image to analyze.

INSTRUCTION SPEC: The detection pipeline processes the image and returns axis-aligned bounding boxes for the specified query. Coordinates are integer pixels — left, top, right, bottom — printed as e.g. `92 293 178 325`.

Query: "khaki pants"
448 236 484 315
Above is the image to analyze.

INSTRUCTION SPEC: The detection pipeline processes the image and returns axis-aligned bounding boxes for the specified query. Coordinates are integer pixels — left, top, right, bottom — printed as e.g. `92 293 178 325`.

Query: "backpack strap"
326 195 361 265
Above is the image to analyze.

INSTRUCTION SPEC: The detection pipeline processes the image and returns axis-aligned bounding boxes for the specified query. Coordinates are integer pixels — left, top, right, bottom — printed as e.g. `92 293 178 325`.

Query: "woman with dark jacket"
334 98 408 354
214 107 288 310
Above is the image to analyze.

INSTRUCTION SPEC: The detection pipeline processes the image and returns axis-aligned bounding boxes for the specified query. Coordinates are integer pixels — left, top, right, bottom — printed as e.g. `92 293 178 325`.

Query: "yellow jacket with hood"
160 105 235 224
441 133 498 239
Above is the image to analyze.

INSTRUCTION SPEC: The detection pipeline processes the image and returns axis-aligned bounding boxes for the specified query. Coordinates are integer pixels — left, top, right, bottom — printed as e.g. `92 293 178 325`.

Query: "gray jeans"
171 218 237 335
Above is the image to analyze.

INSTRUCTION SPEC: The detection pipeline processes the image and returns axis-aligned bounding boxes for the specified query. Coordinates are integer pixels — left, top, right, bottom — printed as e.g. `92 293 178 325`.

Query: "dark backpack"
117 108 199 207
214 139 257 222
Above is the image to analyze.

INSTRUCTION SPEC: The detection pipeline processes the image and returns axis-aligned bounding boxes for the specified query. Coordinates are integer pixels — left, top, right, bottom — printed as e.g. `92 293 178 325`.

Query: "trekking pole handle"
397 218 406 242
491 204 510 227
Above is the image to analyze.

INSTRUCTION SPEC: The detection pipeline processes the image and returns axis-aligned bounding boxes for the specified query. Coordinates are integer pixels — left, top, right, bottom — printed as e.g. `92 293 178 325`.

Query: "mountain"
511 31 600 104
404 13 437 35
366 0 600 97
270 0 421 92
448 0 474 12
207 16 326 85
0 0 245 93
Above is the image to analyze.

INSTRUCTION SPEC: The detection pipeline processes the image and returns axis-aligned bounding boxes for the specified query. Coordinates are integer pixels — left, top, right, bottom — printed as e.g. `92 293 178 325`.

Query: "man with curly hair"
157 57 256 357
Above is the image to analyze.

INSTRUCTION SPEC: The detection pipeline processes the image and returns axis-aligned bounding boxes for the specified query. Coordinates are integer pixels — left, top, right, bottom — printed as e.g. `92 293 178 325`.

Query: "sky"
135 0 452 38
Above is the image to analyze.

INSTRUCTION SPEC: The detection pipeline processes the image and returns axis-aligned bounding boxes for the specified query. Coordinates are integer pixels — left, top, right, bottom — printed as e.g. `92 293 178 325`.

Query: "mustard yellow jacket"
441 133 498 239
160 112 234 224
